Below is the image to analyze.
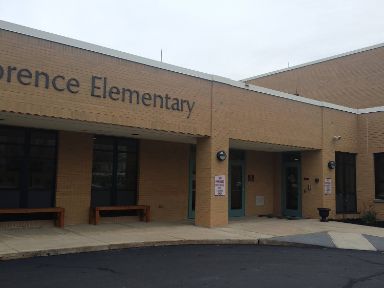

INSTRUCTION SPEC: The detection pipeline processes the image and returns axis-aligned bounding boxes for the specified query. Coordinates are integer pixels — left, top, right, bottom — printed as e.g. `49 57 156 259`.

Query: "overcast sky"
0 0 383 80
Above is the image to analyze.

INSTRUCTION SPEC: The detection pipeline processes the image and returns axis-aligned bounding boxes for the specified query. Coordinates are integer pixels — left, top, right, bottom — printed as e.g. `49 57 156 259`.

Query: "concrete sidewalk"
1 217 384 260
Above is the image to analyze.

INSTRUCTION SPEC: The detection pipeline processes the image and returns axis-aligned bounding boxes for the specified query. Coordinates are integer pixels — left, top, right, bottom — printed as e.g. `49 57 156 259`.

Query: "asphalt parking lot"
1 245 384 288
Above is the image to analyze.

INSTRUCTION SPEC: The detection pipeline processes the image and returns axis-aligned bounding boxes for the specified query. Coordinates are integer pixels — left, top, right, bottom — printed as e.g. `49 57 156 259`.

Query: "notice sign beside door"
324 178 332 195
214 175 226 196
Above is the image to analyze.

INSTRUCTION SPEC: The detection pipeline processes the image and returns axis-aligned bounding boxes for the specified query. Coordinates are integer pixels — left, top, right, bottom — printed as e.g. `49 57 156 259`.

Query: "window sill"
374 199 384 203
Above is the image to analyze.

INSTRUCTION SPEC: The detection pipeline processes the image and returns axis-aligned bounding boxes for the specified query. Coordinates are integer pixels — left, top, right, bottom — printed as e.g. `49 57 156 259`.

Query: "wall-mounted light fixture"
216 151 227 161
333 136 342 141
328 161 336 169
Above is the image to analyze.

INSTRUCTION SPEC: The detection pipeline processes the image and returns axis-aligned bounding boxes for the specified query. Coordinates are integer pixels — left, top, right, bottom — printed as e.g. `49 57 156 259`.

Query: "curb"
0 239 261 261
2 238 352 261
257 238 330 249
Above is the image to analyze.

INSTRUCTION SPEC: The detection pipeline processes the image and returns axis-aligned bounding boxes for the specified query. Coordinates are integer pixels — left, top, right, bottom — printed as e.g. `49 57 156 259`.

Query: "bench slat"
0 208 64 214
0 207 65 228
90 205 150 225
95 205 148 211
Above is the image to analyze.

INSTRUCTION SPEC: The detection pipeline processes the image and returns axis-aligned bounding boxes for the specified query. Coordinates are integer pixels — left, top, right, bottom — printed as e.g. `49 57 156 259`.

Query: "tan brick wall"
247 47 384 108
0 30 211 136
301 150 323 218
138 140 189 221
212 82 323 149
273 154 282 216
357 112 384 220
196 135 229 227
245 151 276 216
321 109 358 218
55 131 93 225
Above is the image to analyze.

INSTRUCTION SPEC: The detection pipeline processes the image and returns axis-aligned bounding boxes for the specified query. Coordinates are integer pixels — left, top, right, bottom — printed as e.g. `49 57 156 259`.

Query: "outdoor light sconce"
216 151 227 161
328 161 336 169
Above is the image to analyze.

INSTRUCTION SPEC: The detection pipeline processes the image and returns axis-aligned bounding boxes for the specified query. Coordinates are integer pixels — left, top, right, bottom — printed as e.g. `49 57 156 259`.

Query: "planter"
317 208 331 222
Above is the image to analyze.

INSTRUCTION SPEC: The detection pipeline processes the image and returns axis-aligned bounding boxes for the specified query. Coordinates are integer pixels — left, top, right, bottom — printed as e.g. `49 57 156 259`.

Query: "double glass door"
91 136 138 207
282 153 301 217
0 126 57 209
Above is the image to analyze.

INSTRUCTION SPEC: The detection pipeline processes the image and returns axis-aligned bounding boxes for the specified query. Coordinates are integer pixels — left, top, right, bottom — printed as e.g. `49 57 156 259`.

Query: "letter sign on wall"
214 175 226 196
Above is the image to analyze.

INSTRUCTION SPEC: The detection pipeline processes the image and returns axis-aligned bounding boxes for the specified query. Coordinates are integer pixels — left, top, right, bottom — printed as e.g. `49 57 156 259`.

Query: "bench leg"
139 210 144 221
56 211 64 228
89 208 94 225
94 209 100 225
145 206 150 222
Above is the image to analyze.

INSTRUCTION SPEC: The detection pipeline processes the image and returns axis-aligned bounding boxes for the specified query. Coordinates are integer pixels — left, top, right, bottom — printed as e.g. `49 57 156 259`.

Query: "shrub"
361 206 377 225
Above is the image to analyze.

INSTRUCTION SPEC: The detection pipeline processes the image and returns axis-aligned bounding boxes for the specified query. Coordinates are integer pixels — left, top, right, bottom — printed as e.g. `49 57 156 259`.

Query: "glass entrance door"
229 160 245 217
282 153 301 217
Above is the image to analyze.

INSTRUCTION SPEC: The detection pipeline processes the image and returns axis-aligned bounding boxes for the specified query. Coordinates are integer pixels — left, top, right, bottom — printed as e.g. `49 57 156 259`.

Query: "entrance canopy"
0 111 199 144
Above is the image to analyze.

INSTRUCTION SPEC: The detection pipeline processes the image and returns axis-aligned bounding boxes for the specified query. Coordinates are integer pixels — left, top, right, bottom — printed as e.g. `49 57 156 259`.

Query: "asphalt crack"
37 263 121 275
347 254 384 267
343 270 384 288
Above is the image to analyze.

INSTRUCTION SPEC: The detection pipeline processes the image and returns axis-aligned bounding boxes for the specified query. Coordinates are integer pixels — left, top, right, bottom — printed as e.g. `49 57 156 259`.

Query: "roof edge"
0 20 216 82
358 106 384 114
242 42 384 82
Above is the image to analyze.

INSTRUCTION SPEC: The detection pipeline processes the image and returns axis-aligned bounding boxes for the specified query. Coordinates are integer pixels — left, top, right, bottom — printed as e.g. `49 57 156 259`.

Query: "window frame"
0 125 58 209
335 152 357 214
374 152 384 200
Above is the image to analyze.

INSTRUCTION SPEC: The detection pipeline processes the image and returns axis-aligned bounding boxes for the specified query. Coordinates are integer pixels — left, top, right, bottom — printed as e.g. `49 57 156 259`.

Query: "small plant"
361 205 377 225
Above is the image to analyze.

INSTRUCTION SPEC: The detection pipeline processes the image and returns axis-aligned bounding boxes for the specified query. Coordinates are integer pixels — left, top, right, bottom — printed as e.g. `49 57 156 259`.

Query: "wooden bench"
90 205 150 225
0 207 65 228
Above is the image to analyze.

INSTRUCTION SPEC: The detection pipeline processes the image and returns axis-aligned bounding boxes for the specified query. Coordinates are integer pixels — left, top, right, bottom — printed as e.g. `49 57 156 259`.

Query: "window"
0 126 57 209
336 152 357 213
91 136 138 207
374 153 384 200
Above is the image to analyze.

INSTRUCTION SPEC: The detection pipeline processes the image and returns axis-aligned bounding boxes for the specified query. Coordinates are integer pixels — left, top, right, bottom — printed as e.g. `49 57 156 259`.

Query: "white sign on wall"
256 196 265 206
324 178 332 195
214 175 226 196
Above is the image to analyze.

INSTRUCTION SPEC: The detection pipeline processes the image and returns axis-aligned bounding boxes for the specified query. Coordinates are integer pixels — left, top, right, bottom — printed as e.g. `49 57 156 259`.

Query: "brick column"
195 136 229 227
55 131 93 225
301 150 324 218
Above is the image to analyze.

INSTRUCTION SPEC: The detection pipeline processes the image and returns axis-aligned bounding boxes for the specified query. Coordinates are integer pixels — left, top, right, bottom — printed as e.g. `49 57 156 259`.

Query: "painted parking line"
270 232 335 248
363 234 384 251
328 232 376 251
